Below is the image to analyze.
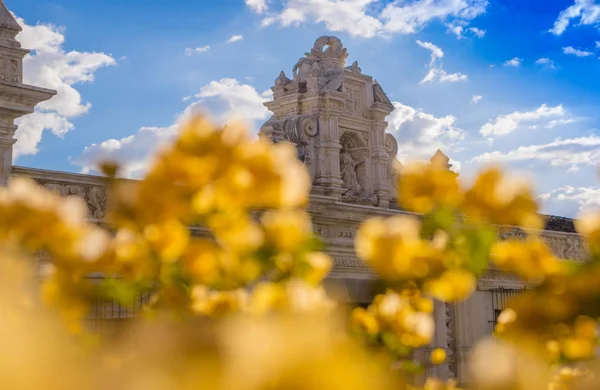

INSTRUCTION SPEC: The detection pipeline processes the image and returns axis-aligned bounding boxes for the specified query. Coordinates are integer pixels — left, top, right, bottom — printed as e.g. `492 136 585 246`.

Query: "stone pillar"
0 0 56 185
371 105 394 207
315 117 342 184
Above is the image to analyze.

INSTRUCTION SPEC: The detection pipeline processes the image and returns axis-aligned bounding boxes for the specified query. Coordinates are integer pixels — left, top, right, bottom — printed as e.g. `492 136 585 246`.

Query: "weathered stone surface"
260 36 396 208
0 2 55 185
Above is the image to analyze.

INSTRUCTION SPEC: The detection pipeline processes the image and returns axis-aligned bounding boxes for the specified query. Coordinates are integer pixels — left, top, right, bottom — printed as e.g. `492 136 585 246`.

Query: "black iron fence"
489 288 523 328
83 288 152 336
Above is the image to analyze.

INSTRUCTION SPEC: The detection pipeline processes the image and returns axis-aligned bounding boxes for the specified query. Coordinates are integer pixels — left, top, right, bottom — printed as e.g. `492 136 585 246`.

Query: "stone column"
314 113 345 197
0 0 56 185
371 104 394 207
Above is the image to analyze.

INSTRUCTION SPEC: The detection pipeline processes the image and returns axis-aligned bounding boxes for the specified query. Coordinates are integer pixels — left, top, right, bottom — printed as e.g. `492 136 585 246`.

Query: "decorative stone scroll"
32 179 108 221
498 227 588 261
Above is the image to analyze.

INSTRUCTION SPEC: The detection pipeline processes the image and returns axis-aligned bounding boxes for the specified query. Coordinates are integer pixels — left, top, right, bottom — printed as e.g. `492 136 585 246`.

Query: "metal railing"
489 288 523 328
83 290 152 336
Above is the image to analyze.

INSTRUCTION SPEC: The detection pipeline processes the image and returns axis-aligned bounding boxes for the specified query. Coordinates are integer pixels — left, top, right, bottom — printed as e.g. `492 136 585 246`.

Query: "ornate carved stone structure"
259 36 397 207
2 18 591 387
0 1 55 185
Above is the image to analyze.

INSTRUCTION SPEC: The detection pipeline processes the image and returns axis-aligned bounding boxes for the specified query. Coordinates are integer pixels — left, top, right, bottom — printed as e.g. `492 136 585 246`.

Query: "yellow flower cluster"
397 162 462 214
397 163 542 230
491 238 566 281
0 177 110 330
4 112 600 390
0 116 334 328
351 290 435 352
462 167 543 230
355 216 447 281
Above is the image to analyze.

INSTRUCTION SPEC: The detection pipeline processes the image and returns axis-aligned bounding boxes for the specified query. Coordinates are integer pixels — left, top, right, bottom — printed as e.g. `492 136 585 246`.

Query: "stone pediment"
373 82 394 111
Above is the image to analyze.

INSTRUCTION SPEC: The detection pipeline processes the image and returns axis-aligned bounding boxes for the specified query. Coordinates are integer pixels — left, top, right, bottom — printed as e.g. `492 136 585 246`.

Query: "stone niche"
259 36 398 208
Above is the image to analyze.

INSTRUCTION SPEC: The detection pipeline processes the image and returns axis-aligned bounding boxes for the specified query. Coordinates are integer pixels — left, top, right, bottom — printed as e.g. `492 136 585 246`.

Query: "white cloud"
539 186 600 217
386 101 465 162
263 0 383 38
535 57 555 67
246 0 268 13
77 125 178 178
184 45 210 56
545 118 575 128
416 40 444 65
76 79 271 177
503 57 522 67
471 135 600 168
479 104 567 137
416 40 467 84
468 27 486 37
226 34 244 43
438 70 467 82
253 0 488 38
381 0 488 34
549 0 600 36
471 95 482 104
447 23 486 39
563 46 593 57
419 68 468 84
195 78 272 122
261 16 276 27
596 41 600 48
14 16 116 159
446 23 465 38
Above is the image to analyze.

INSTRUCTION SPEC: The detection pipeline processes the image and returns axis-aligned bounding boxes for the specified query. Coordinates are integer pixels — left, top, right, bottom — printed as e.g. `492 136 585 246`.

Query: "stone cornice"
0 82 56 115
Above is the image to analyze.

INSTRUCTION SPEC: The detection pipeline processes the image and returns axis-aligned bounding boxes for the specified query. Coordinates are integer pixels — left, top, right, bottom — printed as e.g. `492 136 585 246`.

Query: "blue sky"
10 0 600 218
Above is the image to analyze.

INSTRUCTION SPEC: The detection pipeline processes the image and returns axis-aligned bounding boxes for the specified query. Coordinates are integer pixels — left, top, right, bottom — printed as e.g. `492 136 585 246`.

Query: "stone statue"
340 143 361 193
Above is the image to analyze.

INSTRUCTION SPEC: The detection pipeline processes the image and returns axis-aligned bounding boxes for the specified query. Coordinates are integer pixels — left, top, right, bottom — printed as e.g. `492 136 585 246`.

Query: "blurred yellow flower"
462 167 543 230
355 216 445 281
423 269 476 302
490 238 566 281
430 348 446 365
397 162 463 214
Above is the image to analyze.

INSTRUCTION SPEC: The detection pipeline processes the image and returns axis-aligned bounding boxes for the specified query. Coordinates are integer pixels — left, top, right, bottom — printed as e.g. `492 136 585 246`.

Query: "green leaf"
100 278 146 309
460 224 497 276
420 207 455 239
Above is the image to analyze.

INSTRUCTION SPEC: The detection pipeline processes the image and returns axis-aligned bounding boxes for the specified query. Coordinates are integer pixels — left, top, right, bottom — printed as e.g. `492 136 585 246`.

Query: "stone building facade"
1 3 588 385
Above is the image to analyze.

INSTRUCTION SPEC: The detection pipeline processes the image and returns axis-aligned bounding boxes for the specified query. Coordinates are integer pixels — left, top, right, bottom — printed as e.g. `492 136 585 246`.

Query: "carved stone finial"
0 1 21 32
275 70 291 86
346 61 361 74
431 149 451 169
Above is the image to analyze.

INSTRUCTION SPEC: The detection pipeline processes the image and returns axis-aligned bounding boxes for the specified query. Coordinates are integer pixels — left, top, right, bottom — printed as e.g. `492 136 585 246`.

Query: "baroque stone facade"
259 36 397 207
2 18 590 386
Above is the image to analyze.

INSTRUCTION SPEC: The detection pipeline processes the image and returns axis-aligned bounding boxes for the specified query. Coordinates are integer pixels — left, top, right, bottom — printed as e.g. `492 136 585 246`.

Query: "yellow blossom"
397 162 463 214
351 307 380 335
302 252 333 285
462 167 543 230
423 269 476 302
261 209 312 253
490 238 566 281
355 215 445 281
143 219 190 262
575 212 600 255
430 348 446 365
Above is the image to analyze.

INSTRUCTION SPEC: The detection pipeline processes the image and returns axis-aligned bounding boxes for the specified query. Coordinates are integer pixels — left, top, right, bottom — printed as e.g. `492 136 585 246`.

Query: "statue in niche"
340 143 362 194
